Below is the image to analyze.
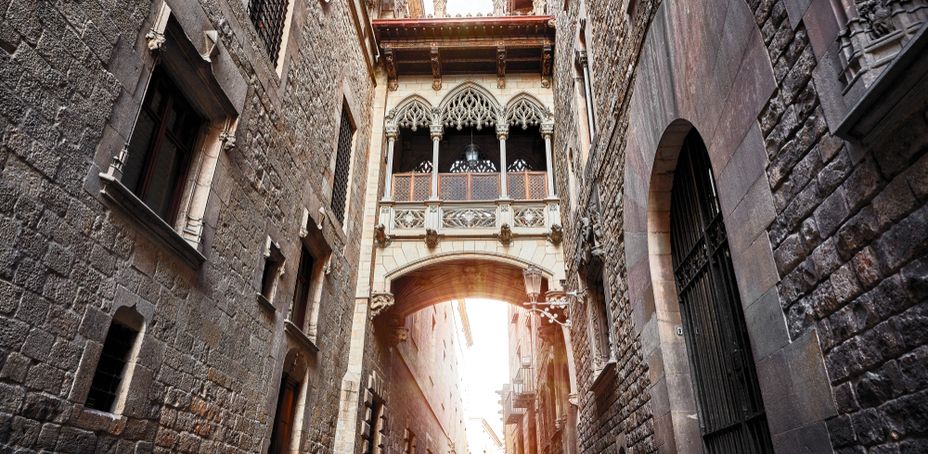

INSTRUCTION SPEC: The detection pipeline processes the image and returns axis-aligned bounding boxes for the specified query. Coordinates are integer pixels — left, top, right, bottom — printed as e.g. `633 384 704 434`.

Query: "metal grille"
249 0 289 62
670 132 773 454
471 174 499 200
440 174 468 200
392 174 431 201
331 106 354 224
508 172 547 199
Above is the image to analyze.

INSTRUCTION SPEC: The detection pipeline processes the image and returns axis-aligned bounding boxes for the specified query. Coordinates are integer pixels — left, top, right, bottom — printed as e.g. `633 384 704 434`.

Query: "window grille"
249 0 289 62
86 320 140 412
670 131 772 453
331 105 354 225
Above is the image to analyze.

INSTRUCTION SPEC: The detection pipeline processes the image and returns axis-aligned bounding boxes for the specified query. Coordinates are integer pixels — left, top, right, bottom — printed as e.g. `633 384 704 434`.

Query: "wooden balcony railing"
392 171 548 201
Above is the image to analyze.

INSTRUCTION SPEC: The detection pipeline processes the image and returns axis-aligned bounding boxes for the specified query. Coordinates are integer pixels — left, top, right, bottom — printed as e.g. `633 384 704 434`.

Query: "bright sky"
456 298 509 440
423 0 494 16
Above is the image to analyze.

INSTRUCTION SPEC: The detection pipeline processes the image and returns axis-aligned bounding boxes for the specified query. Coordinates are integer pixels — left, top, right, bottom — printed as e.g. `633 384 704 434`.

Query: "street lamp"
522 265 543 303
521 266 571 327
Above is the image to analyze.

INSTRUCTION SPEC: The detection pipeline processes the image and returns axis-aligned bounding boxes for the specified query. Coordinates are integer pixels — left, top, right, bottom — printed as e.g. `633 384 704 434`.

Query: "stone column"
542 123 555 198
430 124 443 200
498 123 509 199
383 126 398 200
577 50 596 138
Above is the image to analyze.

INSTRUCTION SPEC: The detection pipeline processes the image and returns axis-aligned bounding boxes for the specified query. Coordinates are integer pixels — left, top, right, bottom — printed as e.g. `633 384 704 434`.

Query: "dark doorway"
268 373 301 454
670 131 773 454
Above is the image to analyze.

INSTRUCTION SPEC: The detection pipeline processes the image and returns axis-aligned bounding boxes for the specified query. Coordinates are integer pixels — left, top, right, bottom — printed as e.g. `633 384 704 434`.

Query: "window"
268 371 301 454
404 429 417 454
291 246 316 330
331 105 355 225
589 269 614 367
122 68 205 224
364 397 386 454
260 239 285 303
249 0 290 62
85 307 143 413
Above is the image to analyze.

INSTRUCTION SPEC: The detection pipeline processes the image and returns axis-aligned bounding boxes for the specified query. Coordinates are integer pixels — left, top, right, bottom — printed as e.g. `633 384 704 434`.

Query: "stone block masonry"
0 0 375 452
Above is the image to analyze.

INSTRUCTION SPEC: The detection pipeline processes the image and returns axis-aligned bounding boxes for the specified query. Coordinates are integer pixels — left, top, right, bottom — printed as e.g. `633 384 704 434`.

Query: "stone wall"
551 0 663 452
747 1 928 452
553 0 928 452
358 302 468 454
0 0 374 452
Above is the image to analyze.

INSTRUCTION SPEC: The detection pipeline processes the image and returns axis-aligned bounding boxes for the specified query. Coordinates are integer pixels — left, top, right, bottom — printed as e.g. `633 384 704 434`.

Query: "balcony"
392 171 548 202
501 387 526 424
512 363 535 408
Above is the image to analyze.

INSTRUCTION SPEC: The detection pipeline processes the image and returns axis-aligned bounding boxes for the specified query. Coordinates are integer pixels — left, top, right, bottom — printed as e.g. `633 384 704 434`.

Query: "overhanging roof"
373 15 555 89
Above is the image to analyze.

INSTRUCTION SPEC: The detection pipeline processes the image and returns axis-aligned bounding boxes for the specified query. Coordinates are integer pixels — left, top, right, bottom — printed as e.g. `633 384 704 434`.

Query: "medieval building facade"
0 0 926 453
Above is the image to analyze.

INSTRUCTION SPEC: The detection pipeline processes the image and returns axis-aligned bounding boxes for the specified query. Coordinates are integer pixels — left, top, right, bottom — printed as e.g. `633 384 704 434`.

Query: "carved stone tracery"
440 84 499 130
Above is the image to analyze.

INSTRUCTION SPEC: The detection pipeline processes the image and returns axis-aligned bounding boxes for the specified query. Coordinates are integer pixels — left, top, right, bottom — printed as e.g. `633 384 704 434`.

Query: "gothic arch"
438 82 501 130
386 95 435 132
504 93 552 130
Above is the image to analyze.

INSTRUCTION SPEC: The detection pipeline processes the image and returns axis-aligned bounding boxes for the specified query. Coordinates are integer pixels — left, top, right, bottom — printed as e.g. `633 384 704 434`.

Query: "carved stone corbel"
374 223 391 248
497 46 506 89
425 228 439 249
384 47 398 91
370 292 395 317
430 45 442 91
146 29 166 52
499 223 513 246
547 223 563 246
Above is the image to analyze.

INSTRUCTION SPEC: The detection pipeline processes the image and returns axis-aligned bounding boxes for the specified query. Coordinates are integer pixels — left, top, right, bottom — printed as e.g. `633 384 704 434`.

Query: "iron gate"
670 131 773 454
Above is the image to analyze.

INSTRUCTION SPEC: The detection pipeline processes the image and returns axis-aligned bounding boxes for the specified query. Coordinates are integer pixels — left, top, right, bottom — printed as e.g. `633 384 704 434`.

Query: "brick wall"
0 0 374 452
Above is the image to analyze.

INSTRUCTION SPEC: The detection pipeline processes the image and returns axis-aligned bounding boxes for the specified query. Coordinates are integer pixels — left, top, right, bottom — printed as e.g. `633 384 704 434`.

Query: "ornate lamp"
521 266 574 327
522 265 543 304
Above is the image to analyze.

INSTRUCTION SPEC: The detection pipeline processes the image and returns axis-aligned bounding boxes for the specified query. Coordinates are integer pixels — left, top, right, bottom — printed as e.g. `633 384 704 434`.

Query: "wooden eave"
373 15 555 88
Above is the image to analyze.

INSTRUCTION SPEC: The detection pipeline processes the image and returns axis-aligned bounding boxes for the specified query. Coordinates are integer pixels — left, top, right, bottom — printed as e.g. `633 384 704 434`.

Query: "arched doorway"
670 131 773 453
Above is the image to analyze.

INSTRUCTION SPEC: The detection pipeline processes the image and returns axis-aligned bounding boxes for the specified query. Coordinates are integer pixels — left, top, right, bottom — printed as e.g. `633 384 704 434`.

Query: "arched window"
670 131 772 453
269 350 308 454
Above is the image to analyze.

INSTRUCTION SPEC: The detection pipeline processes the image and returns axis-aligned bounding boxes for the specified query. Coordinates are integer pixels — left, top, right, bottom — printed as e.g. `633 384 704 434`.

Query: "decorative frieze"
394 208 427 229
513 207 546 228
442 207 497 229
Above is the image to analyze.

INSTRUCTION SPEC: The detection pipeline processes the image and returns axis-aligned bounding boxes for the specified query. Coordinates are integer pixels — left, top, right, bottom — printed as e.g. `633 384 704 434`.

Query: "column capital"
541 123 554 138
430 124 444 141
496 123 509 140
385 125 399 139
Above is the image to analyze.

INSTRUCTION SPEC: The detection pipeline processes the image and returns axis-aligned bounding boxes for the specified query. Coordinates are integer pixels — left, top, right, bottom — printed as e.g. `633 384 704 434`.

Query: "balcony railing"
512 364 535 408
501 388 525 424
392 171 548 202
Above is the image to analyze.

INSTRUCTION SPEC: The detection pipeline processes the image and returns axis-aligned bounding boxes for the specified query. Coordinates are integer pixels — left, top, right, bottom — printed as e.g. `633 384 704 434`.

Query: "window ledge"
284 320 319 354
256 293 275 312
590 358 617 395
69 406 127 435
99 173 205 269
836 24 928 142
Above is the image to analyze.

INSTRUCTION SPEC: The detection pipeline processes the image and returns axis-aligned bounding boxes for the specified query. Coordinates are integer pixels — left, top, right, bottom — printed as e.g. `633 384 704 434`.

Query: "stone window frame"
247 0 298 76
284 208 333 351
784 0 928 142
362 372 388 454
68 300 157 434
95 1 243 269
266 348 311 454
258 236 287 311
326 83 363 234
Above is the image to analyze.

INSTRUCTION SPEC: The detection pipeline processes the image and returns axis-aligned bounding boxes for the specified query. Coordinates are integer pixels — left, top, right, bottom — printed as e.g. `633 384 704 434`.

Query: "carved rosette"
370 292 395 317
